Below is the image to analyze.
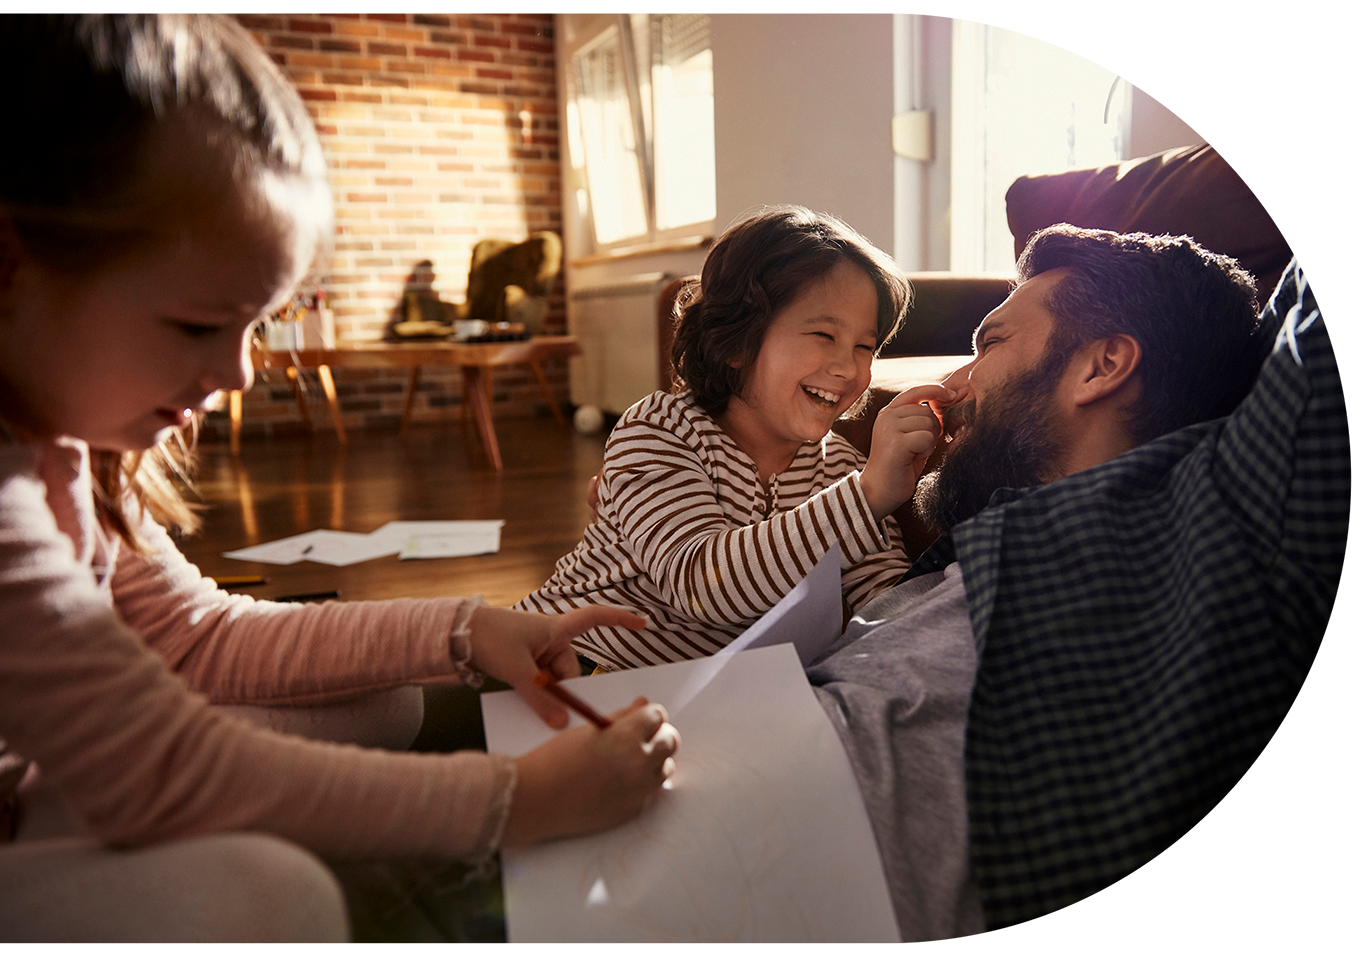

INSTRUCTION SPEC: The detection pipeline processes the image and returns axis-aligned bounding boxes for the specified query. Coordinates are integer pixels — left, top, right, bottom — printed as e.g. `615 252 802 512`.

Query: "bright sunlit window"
951 21 1129 273
567 14 716 250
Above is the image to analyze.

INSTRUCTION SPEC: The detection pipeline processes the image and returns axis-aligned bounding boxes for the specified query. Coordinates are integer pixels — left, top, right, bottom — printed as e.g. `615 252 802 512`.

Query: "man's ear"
1072 334 1141 406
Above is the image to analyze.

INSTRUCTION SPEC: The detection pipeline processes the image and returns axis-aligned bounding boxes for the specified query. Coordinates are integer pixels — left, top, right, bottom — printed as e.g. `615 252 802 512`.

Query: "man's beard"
914 360 1067 533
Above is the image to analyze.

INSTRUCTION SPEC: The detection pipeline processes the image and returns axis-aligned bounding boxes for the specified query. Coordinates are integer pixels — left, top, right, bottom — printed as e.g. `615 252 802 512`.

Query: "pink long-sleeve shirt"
0 436 515 860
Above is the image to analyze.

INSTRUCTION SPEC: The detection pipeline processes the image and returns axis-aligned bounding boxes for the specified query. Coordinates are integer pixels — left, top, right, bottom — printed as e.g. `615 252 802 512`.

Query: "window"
565 14 716 251
950 20 1129 273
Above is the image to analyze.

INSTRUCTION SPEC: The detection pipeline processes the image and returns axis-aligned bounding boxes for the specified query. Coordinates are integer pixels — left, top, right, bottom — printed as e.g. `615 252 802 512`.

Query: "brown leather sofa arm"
883 272 1014 357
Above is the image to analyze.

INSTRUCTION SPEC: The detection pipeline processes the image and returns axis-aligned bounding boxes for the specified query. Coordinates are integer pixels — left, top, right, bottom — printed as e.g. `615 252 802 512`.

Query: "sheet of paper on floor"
482 641 900 943
370 520 505 560
221 520 505 566
221 529 395 566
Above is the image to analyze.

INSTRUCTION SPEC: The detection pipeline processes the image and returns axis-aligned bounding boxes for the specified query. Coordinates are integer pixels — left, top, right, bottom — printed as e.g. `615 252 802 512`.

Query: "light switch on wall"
891 110 934 161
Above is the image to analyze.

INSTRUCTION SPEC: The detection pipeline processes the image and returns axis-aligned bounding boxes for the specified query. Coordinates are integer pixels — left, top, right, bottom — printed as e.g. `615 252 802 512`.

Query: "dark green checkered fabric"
906 262 1346 929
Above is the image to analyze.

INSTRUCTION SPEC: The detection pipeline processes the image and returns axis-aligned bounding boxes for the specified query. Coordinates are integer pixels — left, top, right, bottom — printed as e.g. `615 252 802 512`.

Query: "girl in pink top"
0 14 677 940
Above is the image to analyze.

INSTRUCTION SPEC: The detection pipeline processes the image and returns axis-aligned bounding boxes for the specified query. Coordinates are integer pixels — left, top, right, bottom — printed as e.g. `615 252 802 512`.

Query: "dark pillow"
1006 144 1293 301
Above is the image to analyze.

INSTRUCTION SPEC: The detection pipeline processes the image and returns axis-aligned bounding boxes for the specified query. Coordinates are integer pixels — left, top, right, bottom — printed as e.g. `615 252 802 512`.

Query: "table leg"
229 390 242 456
528 358 568 426
316 364 347 444
461 365 502 472
399 366 421 438
286 366 314 433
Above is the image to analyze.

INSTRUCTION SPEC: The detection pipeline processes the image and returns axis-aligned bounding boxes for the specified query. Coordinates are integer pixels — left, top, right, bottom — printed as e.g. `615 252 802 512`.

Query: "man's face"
915 270 1075 531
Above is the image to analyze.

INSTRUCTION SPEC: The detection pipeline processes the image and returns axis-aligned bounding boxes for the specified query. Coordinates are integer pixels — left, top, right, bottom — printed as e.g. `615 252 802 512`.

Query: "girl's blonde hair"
0 15 334 548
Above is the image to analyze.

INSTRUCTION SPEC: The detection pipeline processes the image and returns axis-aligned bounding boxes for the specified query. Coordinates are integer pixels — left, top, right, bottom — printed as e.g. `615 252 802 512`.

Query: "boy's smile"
716 259 880 479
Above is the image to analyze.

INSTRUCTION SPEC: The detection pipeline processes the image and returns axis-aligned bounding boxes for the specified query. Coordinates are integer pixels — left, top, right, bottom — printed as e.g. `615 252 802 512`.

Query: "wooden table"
231 335 582 471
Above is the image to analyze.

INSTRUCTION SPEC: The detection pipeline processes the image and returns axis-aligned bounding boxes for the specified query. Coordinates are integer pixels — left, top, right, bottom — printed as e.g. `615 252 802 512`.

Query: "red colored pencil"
532 670 612 729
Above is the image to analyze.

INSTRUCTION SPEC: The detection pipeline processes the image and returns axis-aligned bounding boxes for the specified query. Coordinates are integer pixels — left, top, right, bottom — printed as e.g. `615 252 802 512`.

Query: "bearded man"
807 226 1346 940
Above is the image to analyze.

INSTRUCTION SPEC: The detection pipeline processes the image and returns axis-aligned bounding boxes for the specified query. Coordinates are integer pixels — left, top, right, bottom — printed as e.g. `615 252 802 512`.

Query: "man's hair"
670 205 911 416
1018 224 1262 444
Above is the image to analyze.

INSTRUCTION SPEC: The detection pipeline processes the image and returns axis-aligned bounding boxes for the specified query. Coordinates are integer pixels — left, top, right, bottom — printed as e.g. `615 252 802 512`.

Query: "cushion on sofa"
1005 144 1293 301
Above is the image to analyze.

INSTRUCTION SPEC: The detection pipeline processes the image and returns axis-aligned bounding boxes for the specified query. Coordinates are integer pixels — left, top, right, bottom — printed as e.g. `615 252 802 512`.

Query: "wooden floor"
177 413 608 609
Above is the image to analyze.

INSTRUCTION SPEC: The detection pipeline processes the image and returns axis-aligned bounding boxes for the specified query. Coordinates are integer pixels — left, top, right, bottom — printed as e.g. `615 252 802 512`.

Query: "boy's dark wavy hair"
669 206 911 417
1019 224 1262 444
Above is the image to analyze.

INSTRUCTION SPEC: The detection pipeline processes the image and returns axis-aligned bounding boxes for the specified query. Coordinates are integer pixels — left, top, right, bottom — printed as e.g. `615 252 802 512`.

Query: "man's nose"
940 359 974 399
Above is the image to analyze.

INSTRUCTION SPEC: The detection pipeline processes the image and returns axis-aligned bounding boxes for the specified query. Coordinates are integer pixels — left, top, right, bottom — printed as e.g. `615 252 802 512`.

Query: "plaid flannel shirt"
904 262 1347 928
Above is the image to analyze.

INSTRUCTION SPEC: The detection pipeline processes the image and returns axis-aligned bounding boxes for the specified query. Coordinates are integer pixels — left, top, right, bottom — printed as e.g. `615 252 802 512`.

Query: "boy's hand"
467 605 648 727
858 384 955 521
502 697 680 845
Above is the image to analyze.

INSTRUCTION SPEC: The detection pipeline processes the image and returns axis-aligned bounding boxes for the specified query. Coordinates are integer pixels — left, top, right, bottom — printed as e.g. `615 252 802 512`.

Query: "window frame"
561 13 717 256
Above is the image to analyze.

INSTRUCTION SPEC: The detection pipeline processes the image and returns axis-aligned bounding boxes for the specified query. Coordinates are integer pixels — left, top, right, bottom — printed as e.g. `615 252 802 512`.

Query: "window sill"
570 234 712 268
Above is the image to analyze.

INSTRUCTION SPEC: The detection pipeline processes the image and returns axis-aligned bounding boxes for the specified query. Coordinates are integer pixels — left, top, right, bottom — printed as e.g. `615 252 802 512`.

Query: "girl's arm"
115 514 476 702
118 510 649 727
600 399 909 627
0 457 672 858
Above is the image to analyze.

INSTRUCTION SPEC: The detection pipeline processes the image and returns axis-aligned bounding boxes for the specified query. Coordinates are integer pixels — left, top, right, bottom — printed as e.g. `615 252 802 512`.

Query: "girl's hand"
859 384 956 521
502 697 680 846
467 605 648 727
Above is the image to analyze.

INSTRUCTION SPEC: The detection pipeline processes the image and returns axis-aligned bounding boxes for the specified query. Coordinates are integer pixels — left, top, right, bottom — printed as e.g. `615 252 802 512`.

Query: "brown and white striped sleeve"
601 397 907 627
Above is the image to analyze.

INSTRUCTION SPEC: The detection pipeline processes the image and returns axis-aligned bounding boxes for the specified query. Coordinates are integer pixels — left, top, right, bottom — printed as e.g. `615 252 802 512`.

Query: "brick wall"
208 13 565 440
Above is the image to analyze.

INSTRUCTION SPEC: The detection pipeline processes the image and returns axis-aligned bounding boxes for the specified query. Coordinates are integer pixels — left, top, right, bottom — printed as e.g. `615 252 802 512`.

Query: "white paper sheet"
482 643 900 942
221 520 505 566
221 529 395 567
369 520 505 560
722 542 844 667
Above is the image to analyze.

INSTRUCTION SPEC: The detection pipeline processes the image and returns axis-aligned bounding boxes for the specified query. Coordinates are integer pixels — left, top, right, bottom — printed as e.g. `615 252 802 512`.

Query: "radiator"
567 272 674 415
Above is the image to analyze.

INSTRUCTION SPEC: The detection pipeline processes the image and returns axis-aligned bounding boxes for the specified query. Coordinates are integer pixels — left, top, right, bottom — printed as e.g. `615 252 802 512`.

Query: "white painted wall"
711 14 895 252
1126 12 1349 157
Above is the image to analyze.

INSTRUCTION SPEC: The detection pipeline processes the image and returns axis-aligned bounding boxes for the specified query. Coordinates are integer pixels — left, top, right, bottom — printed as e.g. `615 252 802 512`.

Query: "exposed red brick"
272 36 316 52
231 12 563 433
337 56 382 72
501 21 551 38
287 19 333 34
235 15 283 30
